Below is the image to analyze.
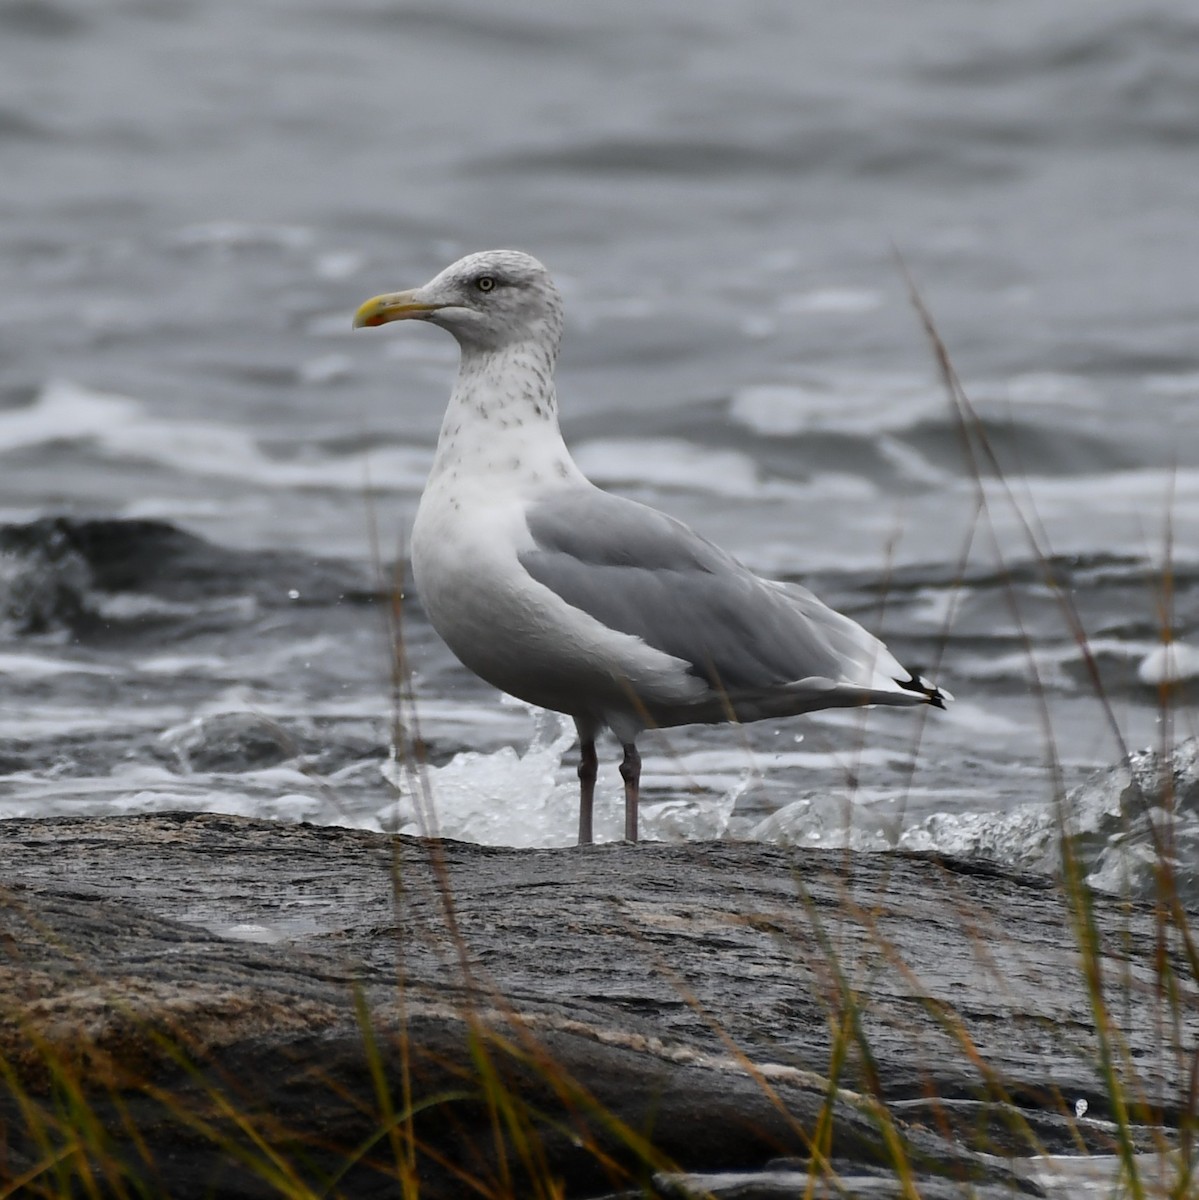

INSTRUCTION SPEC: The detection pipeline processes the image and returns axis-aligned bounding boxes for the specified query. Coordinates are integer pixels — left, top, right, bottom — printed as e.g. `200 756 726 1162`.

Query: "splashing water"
751 736 1199 901
379 702 745 847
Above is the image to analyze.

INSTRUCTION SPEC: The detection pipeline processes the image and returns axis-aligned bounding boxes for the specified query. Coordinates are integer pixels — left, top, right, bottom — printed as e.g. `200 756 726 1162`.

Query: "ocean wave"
969 371 1102 411
729 376 945 438
727 371 1159 485
1137 640 1199 686
0 515 369 636
751 735 1199 904
0 763 329 824
917 11 1199 146
0 650 114 679
487 127 1022 184
572 436 876 501
167 221 315 254
955 638 1168 693
0 518 93 636
0 380 431 493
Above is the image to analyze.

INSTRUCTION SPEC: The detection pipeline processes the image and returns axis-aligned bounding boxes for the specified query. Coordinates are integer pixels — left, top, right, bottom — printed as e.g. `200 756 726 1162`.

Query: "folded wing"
520 488 945 709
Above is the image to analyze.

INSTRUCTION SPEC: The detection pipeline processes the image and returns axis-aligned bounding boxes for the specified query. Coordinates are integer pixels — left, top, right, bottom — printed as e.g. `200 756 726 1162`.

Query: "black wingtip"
897 669 951 709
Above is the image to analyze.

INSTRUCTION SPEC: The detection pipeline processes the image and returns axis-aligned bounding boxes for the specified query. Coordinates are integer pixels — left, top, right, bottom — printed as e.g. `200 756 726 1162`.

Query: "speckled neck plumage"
427 337 578 489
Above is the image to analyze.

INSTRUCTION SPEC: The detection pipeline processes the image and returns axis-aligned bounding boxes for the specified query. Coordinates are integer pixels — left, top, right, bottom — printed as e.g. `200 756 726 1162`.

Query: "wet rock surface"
0 813 1189 1197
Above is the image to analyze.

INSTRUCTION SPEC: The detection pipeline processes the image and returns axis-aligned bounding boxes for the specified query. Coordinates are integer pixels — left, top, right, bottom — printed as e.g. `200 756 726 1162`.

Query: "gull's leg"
577 737 598 846
619 742 641 843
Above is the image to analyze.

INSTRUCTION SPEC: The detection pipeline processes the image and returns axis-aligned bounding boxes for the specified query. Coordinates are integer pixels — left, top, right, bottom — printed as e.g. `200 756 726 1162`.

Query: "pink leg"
577 738 598 846
619 742 641 843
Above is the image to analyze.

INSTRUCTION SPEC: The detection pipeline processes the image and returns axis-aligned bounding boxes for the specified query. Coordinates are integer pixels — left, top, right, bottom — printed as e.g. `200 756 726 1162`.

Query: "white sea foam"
0 379 138 452
941 467 1199 567
728 373 944 437
120 498 227 521
963 636 1174 691
901 585 963 630
1138 640 1199 686
971 371 1099 410
187 687 390 723
314 250 367 281
975 469 1199 561
751 786 1061 866
778 287 882 315
896 804 1058 867
2 707 191 739
572 437 769 498
220 924 287 944
985 465 1199 504
109 787 324 822
749 797 892 851
0 652 115 680
573 436 875 501
136 633 352 684
134 652 236 676
170 221 314 252
0 380 431 493
97 593 258 622
0 761 334 823
751 736 1199 901
379 707 742 846
1143 371 1199 397
297 354 354 385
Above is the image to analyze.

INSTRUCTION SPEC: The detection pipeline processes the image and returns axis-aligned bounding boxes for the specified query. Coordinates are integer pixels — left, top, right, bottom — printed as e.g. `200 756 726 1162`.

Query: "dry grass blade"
897 249 1198 1199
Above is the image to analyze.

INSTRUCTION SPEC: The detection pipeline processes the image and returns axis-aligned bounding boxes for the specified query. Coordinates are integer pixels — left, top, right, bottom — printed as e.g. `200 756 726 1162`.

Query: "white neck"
427 339 584 491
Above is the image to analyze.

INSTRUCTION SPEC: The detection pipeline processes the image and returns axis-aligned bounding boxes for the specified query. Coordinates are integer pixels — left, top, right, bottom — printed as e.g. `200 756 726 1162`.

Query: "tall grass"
1 269 1194 1199
901 255 1195 1197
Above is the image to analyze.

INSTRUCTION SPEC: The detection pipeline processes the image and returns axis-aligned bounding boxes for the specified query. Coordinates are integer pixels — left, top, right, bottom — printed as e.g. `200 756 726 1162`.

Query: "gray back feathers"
520 488 858 695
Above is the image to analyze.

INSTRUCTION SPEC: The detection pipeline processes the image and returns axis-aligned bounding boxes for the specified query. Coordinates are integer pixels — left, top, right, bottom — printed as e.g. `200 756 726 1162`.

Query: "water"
2 0 1198 897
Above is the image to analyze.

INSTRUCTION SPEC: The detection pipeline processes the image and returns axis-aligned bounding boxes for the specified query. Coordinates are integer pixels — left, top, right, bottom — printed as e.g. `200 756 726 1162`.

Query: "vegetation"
0 276 1193 1199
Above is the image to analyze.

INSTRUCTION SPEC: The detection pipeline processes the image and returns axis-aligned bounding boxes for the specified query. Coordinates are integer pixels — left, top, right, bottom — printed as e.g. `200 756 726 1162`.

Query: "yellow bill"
352 289 443 328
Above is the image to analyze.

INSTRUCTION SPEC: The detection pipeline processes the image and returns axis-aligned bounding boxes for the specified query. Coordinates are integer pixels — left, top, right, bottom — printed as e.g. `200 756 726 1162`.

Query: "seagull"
354 250 949 845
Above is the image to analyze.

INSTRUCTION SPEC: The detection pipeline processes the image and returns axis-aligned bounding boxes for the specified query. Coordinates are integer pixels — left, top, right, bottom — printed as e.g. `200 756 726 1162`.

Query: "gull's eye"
475 275 496 293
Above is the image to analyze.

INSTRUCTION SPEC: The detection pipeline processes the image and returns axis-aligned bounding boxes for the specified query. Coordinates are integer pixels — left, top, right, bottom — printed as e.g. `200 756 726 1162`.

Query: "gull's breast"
411 478 703 723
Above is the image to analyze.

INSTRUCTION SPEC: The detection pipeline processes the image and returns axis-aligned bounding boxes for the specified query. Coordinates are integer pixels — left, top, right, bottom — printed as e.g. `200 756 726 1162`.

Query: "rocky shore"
0 813 1189 1197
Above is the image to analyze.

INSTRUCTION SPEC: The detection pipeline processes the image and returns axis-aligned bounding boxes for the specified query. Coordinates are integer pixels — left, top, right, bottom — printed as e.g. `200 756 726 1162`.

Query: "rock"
0 516 375 637
643 1165 1033 1199
0 813 1188 1198
158 711 302 773
0 518 94 635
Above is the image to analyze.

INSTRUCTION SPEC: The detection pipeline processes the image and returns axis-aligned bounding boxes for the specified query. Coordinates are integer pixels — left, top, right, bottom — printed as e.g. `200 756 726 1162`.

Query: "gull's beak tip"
352 289 438 330
352 296 392 330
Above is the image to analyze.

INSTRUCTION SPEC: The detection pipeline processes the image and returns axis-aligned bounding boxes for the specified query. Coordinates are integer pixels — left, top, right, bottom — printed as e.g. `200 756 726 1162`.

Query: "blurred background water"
2 0 1198 894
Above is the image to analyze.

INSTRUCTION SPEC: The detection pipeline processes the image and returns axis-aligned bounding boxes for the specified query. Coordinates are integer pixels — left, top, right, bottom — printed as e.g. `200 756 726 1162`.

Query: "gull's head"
353 249 563 355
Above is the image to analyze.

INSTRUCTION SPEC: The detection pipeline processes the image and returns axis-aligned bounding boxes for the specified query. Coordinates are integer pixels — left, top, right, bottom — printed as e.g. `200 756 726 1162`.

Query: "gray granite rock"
0 813 1187 1197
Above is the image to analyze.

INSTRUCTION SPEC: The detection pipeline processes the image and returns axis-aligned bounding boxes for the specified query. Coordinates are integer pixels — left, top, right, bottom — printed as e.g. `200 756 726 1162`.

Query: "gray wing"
520 487 888 695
